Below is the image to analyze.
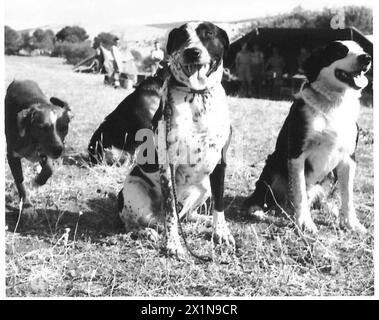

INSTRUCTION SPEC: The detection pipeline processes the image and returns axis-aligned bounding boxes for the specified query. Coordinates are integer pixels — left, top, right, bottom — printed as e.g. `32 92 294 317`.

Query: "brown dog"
5 80 73 209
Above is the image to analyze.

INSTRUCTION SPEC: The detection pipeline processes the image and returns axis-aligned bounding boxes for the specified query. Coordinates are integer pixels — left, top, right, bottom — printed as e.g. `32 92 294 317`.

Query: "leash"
162 78 212 263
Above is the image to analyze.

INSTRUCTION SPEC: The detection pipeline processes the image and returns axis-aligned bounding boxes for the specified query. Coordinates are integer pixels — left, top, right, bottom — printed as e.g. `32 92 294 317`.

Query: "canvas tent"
224 27 373 75
222 27 372 101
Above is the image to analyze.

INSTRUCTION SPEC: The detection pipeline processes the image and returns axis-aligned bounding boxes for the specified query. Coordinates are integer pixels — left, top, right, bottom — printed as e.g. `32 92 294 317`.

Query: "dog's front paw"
296 215 318 234
213 211 235 247
213 225 235 246
165 236 186 260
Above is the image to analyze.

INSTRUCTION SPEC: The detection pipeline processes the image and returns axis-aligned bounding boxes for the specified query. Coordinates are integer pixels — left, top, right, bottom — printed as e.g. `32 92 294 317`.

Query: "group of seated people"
234 42 309 98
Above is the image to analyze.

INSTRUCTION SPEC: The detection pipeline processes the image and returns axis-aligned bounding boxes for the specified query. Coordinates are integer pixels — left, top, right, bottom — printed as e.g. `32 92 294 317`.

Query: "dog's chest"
304 101 359 181
165 86 230 184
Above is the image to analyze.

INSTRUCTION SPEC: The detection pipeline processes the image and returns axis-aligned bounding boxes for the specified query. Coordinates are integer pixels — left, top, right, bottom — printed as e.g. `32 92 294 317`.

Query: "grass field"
4 56 374 297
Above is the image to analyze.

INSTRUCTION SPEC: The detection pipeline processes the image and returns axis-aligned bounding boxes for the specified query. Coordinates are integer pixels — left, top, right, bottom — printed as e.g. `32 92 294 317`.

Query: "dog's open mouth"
335 69 368 89
182 63 211 78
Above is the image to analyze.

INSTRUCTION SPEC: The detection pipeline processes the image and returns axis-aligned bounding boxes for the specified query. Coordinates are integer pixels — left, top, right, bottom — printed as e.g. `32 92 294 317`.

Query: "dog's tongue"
353 72 368 88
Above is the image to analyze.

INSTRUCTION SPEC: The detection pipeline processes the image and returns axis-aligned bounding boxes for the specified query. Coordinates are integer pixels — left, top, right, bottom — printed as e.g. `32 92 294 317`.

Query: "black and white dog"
88 64 171 164
118 22 234 259
244 41 371 233
87 76 164 164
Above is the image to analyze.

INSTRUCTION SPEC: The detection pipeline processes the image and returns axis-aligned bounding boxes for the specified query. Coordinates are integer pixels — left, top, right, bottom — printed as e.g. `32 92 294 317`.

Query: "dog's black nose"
358 53 371 66
184 48 202 61
51 145 63 157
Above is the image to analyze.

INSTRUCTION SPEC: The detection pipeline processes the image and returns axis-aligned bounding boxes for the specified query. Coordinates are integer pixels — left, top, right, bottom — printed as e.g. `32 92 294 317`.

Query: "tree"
313 8 334 29
27 28 55 53
56 26 89 43
4 25 22 55
345 6 373 34
20 32 33 51
93 32 118 49
240 5 372 34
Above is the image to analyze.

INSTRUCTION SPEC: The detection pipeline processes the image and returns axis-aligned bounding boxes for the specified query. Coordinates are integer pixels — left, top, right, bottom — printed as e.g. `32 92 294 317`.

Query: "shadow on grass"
6 192 305 243
224 195 292 228
62 151 134 168
224 194 340 232
5 194 125 241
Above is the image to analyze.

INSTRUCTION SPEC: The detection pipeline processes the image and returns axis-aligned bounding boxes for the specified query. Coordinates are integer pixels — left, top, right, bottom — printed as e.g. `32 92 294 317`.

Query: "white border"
1 0 377 301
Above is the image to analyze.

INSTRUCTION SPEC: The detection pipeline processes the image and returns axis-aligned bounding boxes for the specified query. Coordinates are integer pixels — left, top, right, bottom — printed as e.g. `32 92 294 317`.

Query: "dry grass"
4 56 374 297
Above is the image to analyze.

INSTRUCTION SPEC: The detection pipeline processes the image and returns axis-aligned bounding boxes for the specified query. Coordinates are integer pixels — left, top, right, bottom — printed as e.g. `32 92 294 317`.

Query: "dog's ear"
50 97 68 108
16 107 34 137
302 47 323 83
217 27 229 51
166 28 181 55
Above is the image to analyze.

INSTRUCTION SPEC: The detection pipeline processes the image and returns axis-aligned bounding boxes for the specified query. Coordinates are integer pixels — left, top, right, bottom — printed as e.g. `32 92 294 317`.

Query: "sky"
4 0 374 30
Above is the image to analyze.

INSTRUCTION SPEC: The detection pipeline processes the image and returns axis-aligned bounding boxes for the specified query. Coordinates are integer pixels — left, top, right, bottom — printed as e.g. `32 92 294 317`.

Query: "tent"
224 27 373 75
222 27 372 101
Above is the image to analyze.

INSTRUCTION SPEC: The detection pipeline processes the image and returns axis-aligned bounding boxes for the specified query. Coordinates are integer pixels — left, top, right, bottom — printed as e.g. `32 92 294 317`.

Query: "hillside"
17 20 251 46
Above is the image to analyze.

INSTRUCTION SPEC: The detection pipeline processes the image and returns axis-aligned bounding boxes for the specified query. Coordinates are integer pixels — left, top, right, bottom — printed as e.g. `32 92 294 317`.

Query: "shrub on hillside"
54 41 95 65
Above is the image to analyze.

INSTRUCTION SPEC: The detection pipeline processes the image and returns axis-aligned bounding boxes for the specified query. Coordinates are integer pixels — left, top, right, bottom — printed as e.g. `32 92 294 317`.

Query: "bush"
56 26 89 43
18 28 56 55
32 28 55 53
4 25 22 55
54 41 95 65
93 32 118 49
240 5 372 34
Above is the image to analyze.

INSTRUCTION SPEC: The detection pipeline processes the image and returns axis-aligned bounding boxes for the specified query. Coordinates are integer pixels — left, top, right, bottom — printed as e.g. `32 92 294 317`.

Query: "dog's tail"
88 122 108 165
243 179 269 211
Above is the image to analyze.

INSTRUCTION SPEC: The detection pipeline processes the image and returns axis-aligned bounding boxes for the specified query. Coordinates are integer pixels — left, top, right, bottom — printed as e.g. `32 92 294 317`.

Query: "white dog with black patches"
118 22 234 259
244 40 371 233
